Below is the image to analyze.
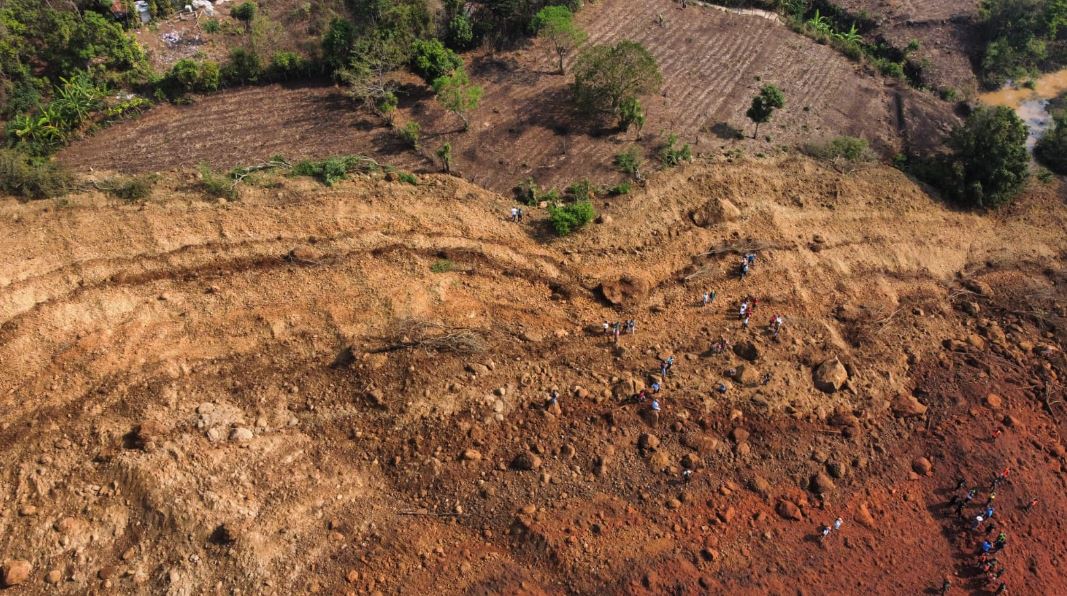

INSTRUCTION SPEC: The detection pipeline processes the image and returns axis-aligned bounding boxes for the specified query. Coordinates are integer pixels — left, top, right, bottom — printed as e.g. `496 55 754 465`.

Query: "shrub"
431 258 454 273
1035 116 1067 175
446 14 476 50
396 170 418 185
99 174 157 201
548 200 596 236
321 17 356 73
411 38 462 84
618 97 645 132
514 177 559 205
290 155 379 186
614 147 643 178
659 133 692 167
566 178 595 202
197 164 237 200
166 59 221 94
608 181 631 195
204 18 221 33
222 48 262 84
805 136 873 166
0 149 71 200
267 51 309 81
231 2 258 25
397 120 420 149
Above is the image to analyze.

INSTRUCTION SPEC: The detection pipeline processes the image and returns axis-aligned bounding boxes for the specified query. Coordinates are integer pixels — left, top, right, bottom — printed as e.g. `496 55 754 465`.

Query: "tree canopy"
942 105 1030 208
432 67 483 131
572 41 662 127
745 84 785 138
533 5 587 74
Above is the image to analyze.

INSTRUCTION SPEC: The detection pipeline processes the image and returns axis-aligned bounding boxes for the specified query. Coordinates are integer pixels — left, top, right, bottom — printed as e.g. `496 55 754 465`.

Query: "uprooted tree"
572 40 662 130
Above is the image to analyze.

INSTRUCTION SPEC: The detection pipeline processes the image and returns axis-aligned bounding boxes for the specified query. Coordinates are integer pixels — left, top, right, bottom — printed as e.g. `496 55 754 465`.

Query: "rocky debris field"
1 154 1066 594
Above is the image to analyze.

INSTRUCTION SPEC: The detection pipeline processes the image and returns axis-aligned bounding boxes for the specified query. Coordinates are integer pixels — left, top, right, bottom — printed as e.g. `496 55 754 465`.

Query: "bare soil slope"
59 0 957 193
2 155 1066 594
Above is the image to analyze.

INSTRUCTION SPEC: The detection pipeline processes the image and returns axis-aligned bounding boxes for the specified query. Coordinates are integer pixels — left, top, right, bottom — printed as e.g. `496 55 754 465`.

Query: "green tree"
231 2 258 33
548 200 596 236
432 67 483 131
447 14 476 50
618 97 645 133
411 38 462 84
942 105 1029 208
339 32 406 116
1035 116 1067 174
437 142 453 173
572 41 662 127
533 5 587 74
321 18 356 74
745 84 785 138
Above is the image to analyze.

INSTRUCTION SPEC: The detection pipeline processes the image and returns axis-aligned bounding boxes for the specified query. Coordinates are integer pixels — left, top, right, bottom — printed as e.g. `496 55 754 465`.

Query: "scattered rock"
984 393 1003 409
912 456 933 476
733 340 760 362
599 275 650 307
461 449 482 462
511 452 542 471
638 433 660 451
2 560 31 587
17 505 36 517
45 569 62 585
229 427 254 442
681 453 701 470
827 460 850 479
811 472 836 495
813 358 848 393
690 198 741 227
287 245 322 263
749 475 772 499
776 500 803 520
729 427 750 443
891 394 928 417
856 502 876 528
734 364 761 387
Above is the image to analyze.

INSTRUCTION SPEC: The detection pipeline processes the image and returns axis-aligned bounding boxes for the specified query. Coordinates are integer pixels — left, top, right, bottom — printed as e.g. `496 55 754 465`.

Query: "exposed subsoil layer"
58 0 958 193
1 155 1066 594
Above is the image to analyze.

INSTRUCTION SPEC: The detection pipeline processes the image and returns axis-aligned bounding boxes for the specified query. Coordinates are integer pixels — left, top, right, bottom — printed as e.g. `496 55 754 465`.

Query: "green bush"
0 149 71 200
267 51 309 81
573 41 662 123
204 18 222 33
166 59 221 95
396 170 418 185
99 174 157 201
431 258 454 273
321 18 356 73
397 120 420 149
614 147 643 178
231 2 258 24
566 178 595 202
547 200 596 236
222 48 262 84
806 136 872 163
608 181 631 195
411 38 462 84
446 14 476 50
659 133 692 167
514 177 559 205
197 164 237 200
1035 116 1067 174
290 155 379 186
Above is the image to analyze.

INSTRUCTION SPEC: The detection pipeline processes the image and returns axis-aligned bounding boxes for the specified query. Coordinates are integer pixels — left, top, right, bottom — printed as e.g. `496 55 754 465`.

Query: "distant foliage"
532 5 588 74
566 178 595 202
290 155 381 186
805 136 873 169
977 0 1067 88
98 174 158 202
222 48 263 84
548 200 596 236
267 52 311 81
431 258 454 273
165 59 221 96
432 67 483 131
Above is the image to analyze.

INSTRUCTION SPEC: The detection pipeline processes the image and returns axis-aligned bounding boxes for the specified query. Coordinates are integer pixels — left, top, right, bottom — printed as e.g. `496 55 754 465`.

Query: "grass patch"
291 155 381 186
97 174 158 201
197 164 237 201
0 149 71 200
430 258 454 273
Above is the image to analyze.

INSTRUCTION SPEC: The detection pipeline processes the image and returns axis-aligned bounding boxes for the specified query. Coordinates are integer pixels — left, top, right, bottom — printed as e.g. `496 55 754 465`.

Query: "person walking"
650 399 661 427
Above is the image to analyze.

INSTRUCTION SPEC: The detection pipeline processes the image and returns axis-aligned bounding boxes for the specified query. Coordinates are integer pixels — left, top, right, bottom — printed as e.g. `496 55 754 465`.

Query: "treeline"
978 0 1067 88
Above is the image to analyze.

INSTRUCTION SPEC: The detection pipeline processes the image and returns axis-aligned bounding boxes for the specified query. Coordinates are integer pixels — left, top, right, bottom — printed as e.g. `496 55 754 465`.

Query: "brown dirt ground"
60 0 959 194
2 154 1066 594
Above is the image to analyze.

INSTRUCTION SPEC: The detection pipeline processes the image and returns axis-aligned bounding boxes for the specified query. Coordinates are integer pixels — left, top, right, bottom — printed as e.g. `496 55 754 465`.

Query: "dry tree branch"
372 319 488 355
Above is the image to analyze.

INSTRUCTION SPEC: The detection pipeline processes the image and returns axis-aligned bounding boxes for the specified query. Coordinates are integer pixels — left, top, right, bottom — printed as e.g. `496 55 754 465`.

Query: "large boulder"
733 364 761 387
733 340 760 362
599 275 650 307
813 358 848 393
690 198 741 227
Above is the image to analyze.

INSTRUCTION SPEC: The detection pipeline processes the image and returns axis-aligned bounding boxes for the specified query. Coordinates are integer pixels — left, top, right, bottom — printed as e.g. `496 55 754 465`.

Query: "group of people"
820 517 844 541
509 207 526 223
603 320 637 342
739 252 756 280
942 468 1021 594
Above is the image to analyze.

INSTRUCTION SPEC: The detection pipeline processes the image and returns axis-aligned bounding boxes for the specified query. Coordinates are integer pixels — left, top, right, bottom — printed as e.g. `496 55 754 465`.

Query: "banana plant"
806 9 832 36
834 23 861 44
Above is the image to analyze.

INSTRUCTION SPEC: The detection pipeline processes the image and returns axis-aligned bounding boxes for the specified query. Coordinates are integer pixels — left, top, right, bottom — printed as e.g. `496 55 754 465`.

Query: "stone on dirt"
511 452 542 471
811 472 835 495
813 358 848 393
638 433 660 451
461 448 482 461
912 456 933 475
599 275 650 306
2 559 32 587
984 393 1003 409
891 394 928 417
732 340 760 362
734 364 761 387
776 500 803 520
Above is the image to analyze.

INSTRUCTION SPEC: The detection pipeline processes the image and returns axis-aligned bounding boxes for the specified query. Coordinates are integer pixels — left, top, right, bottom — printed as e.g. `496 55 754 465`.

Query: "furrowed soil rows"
59 0 955 193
